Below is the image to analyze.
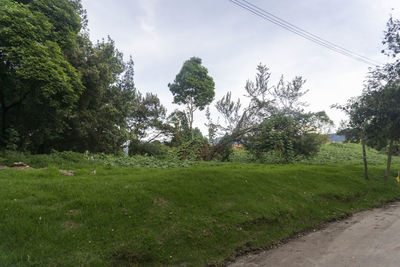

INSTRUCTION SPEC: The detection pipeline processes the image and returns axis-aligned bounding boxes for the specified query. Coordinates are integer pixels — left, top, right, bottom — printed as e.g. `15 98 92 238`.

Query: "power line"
230 0 380 66
230 0 379 66
239 0 382 65
229 0 382 66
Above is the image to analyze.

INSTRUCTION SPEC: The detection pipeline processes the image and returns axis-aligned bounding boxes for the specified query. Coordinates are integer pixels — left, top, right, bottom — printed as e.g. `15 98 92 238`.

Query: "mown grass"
1 162 400 266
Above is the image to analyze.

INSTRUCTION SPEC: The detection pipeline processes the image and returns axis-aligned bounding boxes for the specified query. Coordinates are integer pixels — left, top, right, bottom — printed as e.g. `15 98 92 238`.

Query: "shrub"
169 137 211 161
245 114 329 163
128 140 168 157
228 147 254 163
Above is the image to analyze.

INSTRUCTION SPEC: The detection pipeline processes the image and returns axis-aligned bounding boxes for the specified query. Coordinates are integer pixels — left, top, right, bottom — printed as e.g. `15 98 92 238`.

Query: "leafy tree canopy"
337 15 400 179
0 0 138 154
0 0 83 151
168 57 215 130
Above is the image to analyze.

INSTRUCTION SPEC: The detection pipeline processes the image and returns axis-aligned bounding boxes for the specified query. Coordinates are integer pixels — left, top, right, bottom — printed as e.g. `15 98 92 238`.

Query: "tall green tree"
380 16 400 179
60 36 136 154
0 0 140 154
364 15 400 179
17 0 83 50
0 0 83 152
335 16 400 180
168 57 215 131
128 92 167 143
364 75 400 179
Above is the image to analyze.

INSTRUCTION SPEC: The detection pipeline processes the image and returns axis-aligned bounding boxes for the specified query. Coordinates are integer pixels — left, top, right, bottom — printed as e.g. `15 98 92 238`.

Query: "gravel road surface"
230 202 400 267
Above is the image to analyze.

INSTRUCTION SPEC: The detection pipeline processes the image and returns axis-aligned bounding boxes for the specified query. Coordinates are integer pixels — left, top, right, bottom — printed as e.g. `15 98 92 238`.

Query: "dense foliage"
245 113 329 162
0 0 167 154
209 64 332 162
0 0 83 152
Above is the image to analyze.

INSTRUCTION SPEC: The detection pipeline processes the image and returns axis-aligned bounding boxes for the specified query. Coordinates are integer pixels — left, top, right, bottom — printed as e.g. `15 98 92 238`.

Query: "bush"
0 150 27 166
169 137 212 161
128 140 168 157
245 114 329 163
293 133 329 158
228 147 254 163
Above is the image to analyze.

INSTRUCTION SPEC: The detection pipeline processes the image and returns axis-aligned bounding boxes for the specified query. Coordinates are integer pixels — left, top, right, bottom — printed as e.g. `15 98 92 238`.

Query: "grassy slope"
1 163 400 266
300 143 400 165
230 143 400 165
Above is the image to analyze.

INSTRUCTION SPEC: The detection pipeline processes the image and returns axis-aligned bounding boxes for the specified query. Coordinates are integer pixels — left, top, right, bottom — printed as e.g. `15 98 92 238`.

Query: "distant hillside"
300 143 400 165
328 133 345 143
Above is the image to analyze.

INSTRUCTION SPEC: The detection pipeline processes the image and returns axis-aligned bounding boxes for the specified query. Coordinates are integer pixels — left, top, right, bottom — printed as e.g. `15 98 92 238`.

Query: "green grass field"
230 142 400 165
1 144 400 266
300 143 400 165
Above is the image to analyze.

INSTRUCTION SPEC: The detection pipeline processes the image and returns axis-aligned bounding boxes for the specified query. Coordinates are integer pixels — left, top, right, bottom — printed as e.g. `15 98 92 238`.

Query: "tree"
128 92 167 143
0 0 83 152
364 74 400 179
272 75 308 115
380 16 400 179
211 64 275 160
0 3 138 153
205 107 219 144
363 15 400 179
60 37 136 154
210 64 331 161
333 95 373 180
17 0 83 51
334 16 400 180
244 112 330 163
0 0 154 154
168 57 215 131
166 110 191 147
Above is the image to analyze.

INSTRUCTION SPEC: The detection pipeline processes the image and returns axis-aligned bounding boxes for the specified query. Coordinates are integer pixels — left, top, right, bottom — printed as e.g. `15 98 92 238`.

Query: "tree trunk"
361 133 368 180
189 107 193 132
1 105 7 148
1 107 5 137
187 99 195 139
384 139 394 180
0 89 30 148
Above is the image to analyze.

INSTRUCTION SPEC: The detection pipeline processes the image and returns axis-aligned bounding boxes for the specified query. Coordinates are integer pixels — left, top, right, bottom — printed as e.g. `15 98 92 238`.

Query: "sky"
81 0 400 134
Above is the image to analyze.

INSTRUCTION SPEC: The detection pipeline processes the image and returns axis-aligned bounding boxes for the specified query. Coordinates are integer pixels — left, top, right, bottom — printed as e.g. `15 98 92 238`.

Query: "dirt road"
229 202 400 267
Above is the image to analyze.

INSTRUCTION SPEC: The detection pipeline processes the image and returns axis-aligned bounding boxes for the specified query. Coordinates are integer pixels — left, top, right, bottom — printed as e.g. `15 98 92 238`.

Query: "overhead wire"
239 0 382 65
229 0 382 66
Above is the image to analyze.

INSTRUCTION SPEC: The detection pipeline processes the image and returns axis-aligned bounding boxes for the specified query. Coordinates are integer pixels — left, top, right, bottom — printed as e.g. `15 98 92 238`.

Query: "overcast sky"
81 0 400 134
